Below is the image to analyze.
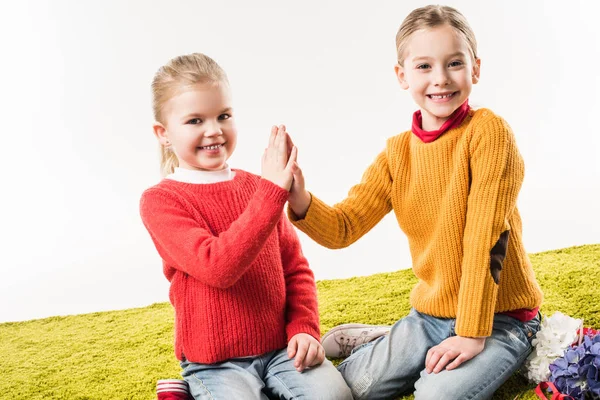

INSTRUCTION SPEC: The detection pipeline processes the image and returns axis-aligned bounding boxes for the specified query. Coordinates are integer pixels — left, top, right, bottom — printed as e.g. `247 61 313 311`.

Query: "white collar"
166 166 235 184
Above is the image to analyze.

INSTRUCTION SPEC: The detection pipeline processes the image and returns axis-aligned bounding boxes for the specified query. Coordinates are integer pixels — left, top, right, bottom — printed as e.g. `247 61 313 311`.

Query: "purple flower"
549 332 600 400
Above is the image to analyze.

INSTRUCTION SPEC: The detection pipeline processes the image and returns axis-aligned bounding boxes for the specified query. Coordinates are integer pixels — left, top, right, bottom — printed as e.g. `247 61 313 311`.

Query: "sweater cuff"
258 178 290 207
286 322 321 343
455 278 498 337
287 194 332 235
455 320 493 338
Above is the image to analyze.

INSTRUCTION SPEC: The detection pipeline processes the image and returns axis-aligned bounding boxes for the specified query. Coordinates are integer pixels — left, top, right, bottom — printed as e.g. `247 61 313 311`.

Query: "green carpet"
1 244 598 399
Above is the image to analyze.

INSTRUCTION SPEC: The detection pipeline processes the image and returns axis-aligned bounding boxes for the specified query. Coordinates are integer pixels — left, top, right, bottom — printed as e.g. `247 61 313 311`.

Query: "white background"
1 0 598 323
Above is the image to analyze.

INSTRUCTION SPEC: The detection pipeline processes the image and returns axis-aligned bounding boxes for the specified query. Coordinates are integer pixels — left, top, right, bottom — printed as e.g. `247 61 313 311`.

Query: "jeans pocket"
493 314 532 351
521 314 542 344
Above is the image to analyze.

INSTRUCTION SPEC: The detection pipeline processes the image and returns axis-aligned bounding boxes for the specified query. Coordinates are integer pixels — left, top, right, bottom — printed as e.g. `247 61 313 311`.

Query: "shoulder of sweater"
138 184 187 226
469 107 511 131
467 107 514 145
379 131 411 176
139 177 209 206
385 129 413 150
140 181 183 211
141 178 185 197
141 179 172 198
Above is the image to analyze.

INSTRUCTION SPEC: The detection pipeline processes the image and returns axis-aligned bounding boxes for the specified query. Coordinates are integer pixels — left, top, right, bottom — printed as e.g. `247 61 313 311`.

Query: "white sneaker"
321 323 392 358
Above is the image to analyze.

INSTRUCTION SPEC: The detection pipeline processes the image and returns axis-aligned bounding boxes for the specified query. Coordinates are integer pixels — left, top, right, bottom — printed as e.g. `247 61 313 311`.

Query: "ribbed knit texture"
289 108 543 337
140 170 320 363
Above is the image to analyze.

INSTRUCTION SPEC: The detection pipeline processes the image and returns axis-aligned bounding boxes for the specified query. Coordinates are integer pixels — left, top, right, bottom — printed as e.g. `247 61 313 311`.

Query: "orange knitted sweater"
288 108 543 337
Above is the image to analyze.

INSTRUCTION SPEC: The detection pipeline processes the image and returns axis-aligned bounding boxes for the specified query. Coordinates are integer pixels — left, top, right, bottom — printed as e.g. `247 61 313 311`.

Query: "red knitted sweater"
139 170 320 364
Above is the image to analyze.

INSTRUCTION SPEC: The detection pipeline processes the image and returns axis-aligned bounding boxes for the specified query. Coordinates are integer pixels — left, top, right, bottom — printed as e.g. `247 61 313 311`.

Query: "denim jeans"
338 308 541 400
180 348 353 399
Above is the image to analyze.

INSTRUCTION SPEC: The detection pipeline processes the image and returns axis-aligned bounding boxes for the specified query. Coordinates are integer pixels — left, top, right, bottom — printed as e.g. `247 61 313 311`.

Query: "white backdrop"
0 0 598 323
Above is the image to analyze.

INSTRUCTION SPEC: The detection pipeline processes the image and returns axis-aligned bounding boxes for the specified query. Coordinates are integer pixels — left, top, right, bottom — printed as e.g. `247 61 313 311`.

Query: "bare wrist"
290 190 311 219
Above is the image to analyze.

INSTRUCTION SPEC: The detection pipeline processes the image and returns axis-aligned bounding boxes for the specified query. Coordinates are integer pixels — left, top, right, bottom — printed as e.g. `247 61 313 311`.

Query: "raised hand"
262 125 297 191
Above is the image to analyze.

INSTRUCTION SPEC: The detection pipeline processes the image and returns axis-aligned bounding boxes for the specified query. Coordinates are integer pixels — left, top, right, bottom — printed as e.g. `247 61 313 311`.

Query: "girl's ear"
472 58 481 84
394 64 409 90
153 122 170 147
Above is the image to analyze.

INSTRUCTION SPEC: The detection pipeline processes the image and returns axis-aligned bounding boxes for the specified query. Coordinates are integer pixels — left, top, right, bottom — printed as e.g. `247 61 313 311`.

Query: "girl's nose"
204 121 223 137
433 69 451 86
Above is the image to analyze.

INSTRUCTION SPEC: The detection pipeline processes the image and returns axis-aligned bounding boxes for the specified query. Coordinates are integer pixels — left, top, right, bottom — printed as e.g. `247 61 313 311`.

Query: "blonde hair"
151 53 229 176
395 5 477 66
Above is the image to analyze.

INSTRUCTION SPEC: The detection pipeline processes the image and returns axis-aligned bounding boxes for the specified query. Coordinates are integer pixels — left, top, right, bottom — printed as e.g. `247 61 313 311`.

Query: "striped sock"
156 379 191 400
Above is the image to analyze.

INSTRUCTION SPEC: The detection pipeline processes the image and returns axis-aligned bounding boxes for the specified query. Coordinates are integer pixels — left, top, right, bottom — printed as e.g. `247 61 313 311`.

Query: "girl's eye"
218 113 232 121
417 64 431 70
449 60 463 67
187 118 203 125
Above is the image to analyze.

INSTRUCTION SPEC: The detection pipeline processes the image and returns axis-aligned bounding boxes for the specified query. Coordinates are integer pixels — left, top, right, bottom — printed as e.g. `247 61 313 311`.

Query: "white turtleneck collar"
166 166 236 184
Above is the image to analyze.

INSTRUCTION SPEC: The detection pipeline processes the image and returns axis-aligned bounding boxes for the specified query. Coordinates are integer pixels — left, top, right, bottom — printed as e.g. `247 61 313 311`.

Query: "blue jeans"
180 348 353 399
338 308 541 400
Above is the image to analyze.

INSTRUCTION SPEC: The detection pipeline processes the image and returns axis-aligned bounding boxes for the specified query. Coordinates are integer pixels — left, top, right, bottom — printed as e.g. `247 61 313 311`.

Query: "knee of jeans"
295 378 353 400
414 384 461 400
324 384 354 400
413 373 463 400
338 370 376 400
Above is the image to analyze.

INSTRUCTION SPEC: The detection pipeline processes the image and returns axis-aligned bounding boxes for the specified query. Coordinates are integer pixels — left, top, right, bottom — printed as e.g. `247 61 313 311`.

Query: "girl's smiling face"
395 24 481 131
154 83 237 171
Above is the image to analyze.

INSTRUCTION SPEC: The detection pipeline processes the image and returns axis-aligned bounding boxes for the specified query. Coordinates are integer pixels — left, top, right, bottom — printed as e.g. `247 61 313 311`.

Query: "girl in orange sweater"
287 5 543 399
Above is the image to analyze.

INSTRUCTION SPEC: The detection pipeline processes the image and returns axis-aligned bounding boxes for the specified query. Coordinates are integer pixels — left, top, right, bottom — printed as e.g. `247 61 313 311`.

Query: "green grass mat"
1 244 598 399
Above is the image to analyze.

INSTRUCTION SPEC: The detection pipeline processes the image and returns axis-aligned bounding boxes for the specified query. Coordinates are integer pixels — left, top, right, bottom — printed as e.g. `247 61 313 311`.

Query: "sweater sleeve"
139 179 289 289
277 216 321 342
287 149 393 249
455 114 525 337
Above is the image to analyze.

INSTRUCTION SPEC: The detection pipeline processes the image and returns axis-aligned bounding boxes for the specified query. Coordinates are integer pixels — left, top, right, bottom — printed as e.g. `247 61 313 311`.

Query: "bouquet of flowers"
523 311 600 400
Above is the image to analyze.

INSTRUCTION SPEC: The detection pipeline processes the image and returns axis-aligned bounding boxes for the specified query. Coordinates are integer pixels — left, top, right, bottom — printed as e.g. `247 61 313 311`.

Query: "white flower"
522 311 582 384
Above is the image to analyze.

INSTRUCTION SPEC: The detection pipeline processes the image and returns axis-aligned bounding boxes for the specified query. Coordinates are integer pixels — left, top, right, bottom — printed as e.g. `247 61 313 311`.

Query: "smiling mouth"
427 92 457 100
198 143 225 150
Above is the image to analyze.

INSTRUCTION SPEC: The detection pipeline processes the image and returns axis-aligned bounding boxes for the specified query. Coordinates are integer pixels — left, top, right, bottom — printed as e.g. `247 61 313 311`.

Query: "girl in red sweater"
140 53 352 400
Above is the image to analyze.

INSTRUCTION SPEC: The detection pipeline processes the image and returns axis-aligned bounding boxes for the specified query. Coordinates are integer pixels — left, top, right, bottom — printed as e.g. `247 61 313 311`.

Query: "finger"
269 125 277 147
310 346 324 367
285 146 298 171
266 129 277 162
277 125 286 144
302 342 317 369
285 133 294 159
277 126 287 165
317 346 325 364
445 354 468 371
425 347 434 370
292 161 303 177
294 339 309 370
272 125 281 149
272 126 283 164
287 337 298 359
304 342 319 369
433 350 459 374
286 132 294 153
426 347 444 373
